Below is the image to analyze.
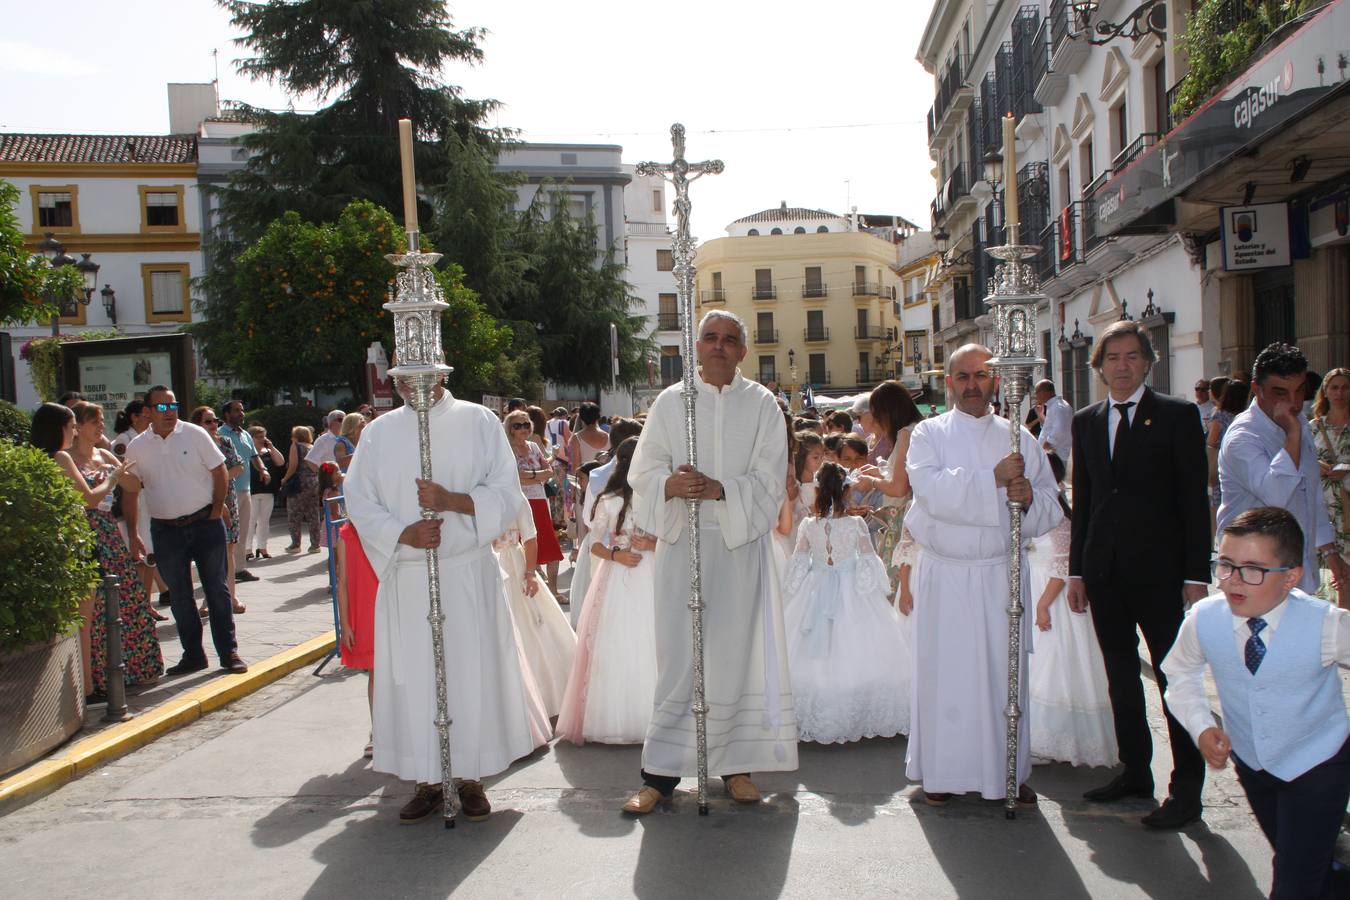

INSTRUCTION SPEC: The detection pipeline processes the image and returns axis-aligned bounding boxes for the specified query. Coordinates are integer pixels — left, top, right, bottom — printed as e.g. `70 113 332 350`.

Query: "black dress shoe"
1141 796 1202 830
1083 774 1154 802
220 653 249 674
235 570 260 582
157 592 173 607
166 657 209 676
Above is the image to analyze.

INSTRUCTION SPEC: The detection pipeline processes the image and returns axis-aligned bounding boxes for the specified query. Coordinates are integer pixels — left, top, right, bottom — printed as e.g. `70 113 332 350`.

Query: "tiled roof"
733 204 842 224
0 134 197 164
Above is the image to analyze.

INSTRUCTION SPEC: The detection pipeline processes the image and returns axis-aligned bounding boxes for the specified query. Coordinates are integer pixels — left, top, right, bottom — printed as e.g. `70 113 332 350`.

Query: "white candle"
1002 113 1019 232
398 119 418 233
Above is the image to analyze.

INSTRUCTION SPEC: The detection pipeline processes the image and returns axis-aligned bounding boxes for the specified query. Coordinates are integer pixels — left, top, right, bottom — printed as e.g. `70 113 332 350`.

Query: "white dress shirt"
1106 383 1147 458
1039 394 1074 458
305 430 339 467
1216 402 1336 594
1161 593 1350 744
125 420 226 519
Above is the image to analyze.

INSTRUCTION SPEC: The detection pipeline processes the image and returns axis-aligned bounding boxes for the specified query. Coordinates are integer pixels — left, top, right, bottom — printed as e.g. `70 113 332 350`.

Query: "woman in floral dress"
282 426 322 553
61 402 164 698
1311 368 1350 606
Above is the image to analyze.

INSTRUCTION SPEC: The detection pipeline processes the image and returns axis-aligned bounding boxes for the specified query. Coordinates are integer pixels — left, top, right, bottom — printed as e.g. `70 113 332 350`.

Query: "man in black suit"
1068 320 1211 829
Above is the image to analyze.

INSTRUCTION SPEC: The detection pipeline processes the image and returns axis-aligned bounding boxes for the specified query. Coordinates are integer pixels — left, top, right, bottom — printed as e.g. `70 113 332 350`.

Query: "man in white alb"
343 378 548 824
904 344 1062 806
621 310 796 814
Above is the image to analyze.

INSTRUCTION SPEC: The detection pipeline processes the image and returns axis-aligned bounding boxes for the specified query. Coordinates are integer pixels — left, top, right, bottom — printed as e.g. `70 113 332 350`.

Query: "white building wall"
621 166 677 414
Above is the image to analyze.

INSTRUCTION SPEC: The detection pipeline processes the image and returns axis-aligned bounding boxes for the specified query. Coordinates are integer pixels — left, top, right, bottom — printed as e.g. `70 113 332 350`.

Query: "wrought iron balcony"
1083 168 1113 199
753 328 779 345
656 312 680 331
803 327 831 343
806 370 831 387
927 52 972 145
1037 221 1058 282
751 286 777 301
931 162 970 225
1112 132 1161 171
801 284 828 299
855 369 880 386
758 370 778 385
854 325 886 341
699 289 725 305
851 281 883 297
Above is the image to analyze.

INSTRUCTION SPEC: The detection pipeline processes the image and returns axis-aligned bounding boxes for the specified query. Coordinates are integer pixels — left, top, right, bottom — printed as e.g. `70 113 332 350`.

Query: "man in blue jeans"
123 386 248 675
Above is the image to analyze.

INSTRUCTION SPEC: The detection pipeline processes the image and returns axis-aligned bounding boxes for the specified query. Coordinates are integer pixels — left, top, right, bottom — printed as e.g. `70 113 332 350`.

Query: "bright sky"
0 0 937 241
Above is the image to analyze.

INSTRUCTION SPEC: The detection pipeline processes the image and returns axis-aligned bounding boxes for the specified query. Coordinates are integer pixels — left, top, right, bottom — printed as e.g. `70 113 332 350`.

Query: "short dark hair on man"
1251 342 1307 386
57 390 83 406
1089 320 1156 372
145 384 172 404
609 417 643 448
1034 379 1056 396
578 402 602 426
1222 506 1304 569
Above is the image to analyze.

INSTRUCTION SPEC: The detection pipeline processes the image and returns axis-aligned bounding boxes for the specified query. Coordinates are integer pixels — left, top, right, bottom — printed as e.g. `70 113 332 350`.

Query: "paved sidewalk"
0 513 338 808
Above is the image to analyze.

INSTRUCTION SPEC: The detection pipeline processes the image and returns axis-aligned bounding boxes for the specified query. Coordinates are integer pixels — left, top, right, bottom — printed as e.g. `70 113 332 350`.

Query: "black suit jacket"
1069 387 1211 587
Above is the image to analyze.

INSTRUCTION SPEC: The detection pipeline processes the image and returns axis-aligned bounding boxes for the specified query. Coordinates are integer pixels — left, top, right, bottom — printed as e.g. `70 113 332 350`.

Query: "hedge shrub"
0 442 100 653
0 400 29 444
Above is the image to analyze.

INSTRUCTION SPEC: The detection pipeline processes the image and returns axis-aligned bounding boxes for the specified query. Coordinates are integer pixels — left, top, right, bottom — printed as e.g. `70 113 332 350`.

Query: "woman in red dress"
505 409 563 590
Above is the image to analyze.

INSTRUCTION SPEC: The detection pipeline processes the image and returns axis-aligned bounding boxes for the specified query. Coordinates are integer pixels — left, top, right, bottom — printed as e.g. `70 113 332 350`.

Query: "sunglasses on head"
154 402 179 412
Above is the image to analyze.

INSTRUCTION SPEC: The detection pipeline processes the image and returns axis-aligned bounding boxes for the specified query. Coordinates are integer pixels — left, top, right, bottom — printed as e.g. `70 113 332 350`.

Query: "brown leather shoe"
923 791 954 806
456 779 491 821
220 653 249 674
399 784 443 824
724 774 762 804
622 786 666 815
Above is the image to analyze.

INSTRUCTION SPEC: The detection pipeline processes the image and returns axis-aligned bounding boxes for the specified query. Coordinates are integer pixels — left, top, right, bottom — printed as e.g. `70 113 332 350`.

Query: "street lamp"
982 147 1004 189
100 284 117 323
1072 0 1167 46
39 235 103 337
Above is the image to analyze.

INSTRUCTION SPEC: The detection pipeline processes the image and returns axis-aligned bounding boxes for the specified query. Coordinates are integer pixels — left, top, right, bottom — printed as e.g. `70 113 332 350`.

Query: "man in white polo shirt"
305 409 346 471
123 385 248 675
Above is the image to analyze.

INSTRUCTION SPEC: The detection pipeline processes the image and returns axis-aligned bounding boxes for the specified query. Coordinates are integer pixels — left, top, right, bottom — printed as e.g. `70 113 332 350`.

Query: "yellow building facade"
693 231 905 395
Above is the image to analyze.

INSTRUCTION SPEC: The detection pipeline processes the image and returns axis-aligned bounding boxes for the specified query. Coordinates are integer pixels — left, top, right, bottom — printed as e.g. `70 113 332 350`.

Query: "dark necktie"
1245 617 1267 675
1111 401 1135 470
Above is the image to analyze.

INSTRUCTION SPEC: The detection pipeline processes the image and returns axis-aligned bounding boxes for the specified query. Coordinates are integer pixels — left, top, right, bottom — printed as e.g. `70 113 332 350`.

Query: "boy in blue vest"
1162 506 1350 899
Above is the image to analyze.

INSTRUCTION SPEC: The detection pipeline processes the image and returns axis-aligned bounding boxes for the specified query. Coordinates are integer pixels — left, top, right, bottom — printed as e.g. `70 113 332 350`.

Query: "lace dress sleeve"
852 517 890 599
1048 518 1070 579
893 525 919 569
782 518 815 595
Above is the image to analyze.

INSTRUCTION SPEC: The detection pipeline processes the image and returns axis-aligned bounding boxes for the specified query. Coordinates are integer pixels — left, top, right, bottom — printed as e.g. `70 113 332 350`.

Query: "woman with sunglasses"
190 406 247 615
505 409 563 593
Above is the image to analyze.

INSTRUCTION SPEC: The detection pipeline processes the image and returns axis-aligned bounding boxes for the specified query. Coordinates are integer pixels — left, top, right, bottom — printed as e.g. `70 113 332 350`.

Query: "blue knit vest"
1195 589 1349 781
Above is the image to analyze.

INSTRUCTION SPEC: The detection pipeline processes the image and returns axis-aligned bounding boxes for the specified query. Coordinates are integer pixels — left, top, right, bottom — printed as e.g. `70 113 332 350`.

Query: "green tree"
225 199 517 400
0 179 81 326
198 0 505 375
511 189 653 394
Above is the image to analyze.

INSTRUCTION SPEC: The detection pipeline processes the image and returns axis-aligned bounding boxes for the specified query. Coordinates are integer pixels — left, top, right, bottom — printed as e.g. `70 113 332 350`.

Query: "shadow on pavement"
792 735 911 826
632 792 799 900
549 740 643 838
302 807 523 898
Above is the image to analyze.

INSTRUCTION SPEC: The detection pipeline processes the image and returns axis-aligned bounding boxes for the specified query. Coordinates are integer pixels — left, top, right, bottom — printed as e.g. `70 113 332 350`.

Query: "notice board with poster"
60 333 196 437
1221 203 1292 271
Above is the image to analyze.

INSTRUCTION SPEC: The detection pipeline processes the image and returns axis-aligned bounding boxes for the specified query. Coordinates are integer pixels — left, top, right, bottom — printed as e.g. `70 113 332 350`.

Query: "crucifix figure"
635 125 723 815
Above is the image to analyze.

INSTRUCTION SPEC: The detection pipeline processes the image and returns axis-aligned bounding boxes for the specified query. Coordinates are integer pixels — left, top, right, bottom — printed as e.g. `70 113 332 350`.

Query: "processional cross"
636 124 722 816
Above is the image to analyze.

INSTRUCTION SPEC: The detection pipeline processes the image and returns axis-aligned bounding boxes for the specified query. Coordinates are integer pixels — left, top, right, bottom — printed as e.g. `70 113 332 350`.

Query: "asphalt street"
0 656 1294 899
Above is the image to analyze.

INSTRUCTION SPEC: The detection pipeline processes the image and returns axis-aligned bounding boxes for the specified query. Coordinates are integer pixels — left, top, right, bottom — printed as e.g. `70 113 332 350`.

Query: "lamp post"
787 347 799 412
37 233 101 337
101 284 117 324
1071 0 1167 46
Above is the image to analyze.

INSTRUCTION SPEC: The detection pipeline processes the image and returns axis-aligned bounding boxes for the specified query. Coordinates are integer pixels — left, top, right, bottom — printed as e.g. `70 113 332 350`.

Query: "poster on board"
78 352 174 435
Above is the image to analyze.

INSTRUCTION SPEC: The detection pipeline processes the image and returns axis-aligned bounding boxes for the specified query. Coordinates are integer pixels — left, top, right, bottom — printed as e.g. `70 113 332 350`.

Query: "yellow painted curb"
0 633 334 813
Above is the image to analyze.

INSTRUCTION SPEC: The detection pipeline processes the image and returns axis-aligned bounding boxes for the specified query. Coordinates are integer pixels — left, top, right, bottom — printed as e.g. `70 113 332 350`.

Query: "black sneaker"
166 657 209 676
235 570 260 582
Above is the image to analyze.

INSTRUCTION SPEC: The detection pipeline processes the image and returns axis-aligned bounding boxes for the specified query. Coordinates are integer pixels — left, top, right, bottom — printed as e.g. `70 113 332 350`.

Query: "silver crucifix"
636 123 722 817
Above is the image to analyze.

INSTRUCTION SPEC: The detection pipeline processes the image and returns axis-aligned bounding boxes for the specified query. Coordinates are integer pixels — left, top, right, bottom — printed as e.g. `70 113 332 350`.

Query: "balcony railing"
1081 198 1106 255
758 371 777 385
1111 132 1161 171
954 277 977 322
751 286 777 301
803 327 830 343
927 52 972 143
1083 168 1112 198
753 328 779 344
801 284 828 299
1037 221 1058 282
807 371 831 387
656 312 679 331
854 325 886 340
851 281 883 297
1164 77 1184 132
1029 18 1051 95
1049 0 1071 54
1055 203 1085 269
1011 6 1043 118
931 162 970 225
855 369 879 386
699 289 725 304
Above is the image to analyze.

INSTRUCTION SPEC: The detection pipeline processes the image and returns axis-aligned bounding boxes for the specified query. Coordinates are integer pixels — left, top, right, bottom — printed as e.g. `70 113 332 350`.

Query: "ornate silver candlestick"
985 234 1045 819
385 223 457 826
637 124 723 816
